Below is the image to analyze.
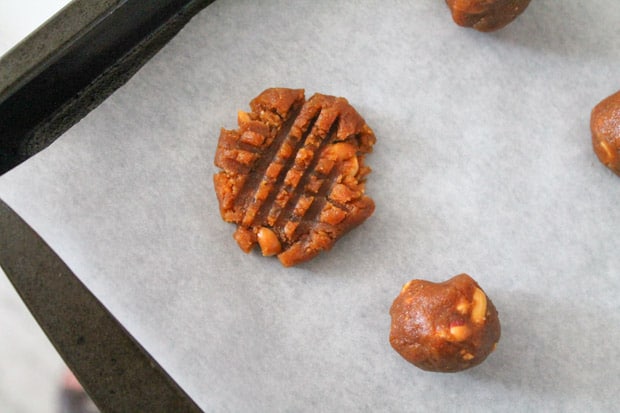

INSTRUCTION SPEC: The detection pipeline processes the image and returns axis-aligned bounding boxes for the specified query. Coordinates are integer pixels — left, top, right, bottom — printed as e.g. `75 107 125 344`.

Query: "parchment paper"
1 1 619 411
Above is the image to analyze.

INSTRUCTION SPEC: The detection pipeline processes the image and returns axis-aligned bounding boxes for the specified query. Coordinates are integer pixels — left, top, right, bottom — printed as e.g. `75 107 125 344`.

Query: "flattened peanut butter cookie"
214 88 376 266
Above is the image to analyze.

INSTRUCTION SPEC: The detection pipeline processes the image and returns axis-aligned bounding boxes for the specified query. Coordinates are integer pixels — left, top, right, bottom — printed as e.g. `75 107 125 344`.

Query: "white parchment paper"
1 1 619 411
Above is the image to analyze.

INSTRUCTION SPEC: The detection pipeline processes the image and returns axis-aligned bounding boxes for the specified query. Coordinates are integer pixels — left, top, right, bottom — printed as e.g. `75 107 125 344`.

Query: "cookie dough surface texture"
591 90 620 176
389 273 501 372
445 0 531 32
213 88 376 267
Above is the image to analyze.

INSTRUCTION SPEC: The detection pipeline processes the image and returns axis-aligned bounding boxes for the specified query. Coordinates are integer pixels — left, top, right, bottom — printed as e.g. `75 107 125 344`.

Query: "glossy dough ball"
389 274 500 372
591 90 620 176
445 0 531 32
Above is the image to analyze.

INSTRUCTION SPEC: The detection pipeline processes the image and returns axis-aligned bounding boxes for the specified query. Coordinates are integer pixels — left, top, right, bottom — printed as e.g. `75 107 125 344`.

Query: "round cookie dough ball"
591 89 620 176
389 273 500 372
445 0 531 32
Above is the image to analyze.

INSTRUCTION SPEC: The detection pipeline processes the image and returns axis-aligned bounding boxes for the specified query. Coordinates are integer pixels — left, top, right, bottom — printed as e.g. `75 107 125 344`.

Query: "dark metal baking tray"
0 0 214 410
1 0 213 174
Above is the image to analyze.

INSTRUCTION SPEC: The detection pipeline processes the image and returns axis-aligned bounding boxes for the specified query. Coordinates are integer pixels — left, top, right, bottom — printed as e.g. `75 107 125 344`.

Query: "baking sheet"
1 0 619 411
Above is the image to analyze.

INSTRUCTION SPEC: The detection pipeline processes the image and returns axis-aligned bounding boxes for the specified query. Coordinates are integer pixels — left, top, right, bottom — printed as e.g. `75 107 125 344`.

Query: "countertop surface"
0 0 71 57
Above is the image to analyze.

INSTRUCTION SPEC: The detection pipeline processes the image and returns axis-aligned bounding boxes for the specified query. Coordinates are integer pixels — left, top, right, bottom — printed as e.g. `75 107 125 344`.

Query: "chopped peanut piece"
324 142 356 161
342 156 359 177
237 110 251 125
449 324 471 342
471 287 487 324
456 299 470 314
257 227 282 256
